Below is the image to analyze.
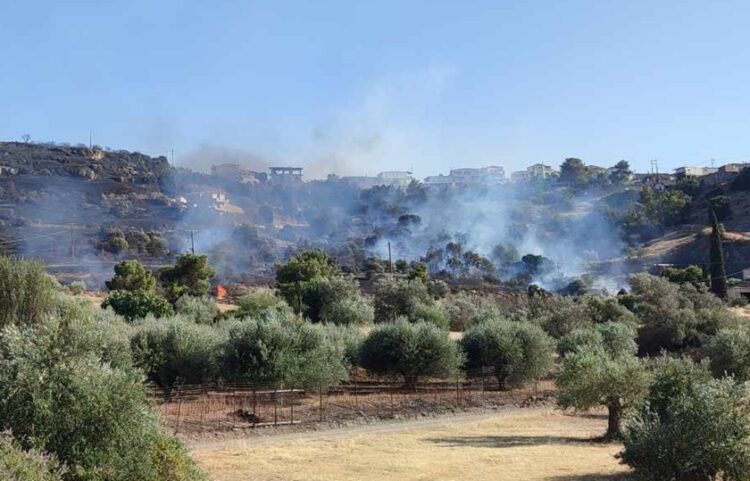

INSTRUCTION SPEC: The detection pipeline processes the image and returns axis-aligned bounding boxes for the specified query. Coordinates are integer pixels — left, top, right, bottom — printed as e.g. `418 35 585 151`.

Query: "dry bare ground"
191 408 630 481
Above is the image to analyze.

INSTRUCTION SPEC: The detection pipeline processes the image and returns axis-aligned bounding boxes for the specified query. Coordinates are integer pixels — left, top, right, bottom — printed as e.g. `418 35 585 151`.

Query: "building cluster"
208 160 750 190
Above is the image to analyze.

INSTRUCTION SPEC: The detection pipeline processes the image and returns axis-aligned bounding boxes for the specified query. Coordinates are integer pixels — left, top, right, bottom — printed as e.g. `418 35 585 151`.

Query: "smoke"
175 143 274 173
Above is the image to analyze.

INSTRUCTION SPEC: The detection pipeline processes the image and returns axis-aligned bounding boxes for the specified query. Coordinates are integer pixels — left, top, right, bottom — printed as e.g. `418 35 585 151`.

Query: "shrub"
410 302 450 329
0 433 65 481
373 277 435 323
102 290 174 321
320 296 374 326
221 312 347 387
174 295 218 324
0 320 207 481
359 320 460 386
442 292 498 331
235 287 291 318
557 347 650 438
538 299 593 338
628 273 733 354
67 280 86 296
0 256 57 328
105 260 156 293
461 319 554 389
130 317 223 390
558 322 637 358
705 327 750 380
300 276 361 322
621 377 750 481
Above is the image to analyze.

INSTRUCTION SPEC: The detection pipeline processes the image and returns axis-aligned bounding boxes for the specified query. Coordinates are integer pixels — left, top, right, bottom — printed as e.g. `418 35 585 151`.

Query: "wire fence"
149 373 555 435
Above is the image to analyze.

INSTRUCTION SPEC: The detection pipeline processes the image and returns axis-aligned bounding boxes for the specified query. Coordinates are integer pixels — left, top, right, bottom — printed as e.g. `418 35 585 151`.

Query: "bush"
130 317 223 390
461 319 554 389
0 257 57 328
174 295 218 324
236 287 291 318
557 347 650 438
102 290 174 321
558 322 637 358
300 276 361 322
442 292 498 331
705 327 750 380
372 277 435 323
359 320 460 386
410 302 450 329
320 296 374 326
221 312 348 387
0 433 65 481
621 377 750 481
0 320 206 481
628 273 734 354
275 250 339 313
67 280 86 296
106 260 156 293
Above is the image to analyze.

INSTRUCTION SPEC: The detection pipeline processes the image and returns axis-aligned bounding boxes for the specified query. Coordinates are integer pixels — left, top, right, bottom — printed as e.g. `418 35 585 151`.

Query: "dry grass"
193 410 630 481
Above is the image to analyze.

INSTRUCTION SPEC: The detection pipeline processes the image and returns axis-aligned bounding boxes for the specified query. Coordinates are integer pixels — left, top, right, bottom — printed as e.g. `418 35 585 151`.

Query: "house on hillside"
269 167 303 185
674 166 718 180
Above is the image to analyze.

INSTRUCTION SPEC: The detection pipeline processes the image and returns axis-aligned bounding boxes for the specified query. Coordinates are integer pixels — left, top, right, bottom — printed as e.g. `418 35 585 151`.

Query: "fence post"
481 374 485 407
174 398 182 435
253 389 257 428
273 388 278 425
390 377 395 416
318 384 323 423
353 370 358 410
455 375 460 407
290 391 294 424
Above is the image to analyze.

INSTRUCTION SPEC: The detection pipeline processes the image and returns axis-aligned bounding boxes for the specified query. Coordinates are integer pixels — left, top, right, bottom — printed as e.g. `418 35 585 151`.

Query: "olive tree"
0 433 64 481
557 347 650 438
461 319 554 389
359 320 460 387
704 327 750 381
221 311 348 387
622 375 750 481
558 322 637 358
236 287 291 318
130 316 224 390
0 256 57 328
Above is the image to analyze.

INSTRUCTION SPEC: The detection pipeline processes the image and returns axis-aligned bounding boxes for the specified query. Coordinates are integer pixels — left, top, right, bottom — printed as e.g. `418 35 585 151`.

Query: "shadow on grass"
426 435 605 448
545 474 630 481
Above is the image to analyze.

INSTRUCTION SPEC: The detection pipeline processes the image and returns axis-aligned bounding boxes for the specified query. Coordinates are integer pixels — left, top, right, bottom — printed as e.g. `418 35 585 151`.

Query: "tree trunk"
403 375 418 389
606 403 622 439
495 374 509 391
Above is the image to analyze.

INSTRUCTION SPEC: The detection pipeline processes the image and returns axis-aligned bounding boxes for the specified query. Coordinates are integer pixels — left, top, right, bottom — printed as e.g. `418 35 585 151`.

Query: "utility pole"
387 242 393 275
190 230 195 254
650 159 659 184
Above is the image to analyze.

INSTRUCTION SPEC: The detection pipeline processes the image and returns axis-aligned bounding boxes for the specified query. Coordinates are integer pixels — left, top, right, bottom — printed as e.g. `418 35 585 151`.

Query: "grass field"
192 409 630 481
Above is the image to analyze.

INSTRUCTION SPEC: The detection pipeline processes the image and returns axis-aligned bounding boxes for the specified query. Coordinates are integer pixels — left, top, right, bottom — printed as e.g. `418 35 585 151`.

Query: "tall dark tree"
559 158 589 186
609 160 633 185
709 210 728 300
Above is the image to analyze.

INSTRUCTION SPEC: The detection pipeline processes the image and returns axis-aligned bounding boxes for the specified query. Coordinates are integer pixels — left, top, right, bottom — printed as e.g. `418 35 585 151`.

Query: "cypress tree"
709 210 728 300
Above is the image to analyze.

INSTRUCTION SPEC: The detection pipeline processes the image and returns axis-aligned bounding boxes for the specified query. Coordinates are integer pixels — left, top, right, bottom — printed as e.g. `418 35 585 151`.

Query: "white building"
674 166 718 179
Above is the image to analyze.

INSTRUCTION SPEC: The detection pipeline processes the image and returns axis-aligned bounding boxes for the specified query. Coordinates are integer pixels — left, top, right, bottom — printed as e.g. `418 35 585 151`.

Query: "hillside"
1 141 749 289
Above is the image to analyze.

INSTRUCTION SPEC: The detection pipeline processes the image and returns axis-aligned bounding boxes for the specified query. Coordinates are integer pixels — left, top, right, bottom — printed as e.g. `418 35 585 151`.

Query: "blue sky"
2 0 750 177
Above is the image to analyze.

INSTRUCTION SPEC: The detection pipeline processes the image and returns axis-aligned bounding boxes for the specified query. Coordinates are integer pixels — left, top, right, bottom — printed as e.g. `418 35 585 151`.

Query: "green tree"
461 319 554 389
130 317 223 390
320 296 375 325
236 288 291 318
609 160 633 185
557 347 650 438
621 376 750 481
221 312 348 387
660 265 706 288
0 257 57 328
709 210 728 300
275 250 339 314
373 276 437 323
174 295 219 324
558 322 637 359
102 290 174 321
559 158 589 186
106 259 156 293
160 254 215 303
705 327 750 380
359 320 460 387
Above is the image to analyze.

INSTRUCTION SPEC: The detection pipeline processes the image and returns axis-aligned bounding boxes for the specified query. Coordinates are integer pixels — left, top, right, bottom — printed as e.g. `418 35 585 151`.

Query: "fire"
214 284 227 300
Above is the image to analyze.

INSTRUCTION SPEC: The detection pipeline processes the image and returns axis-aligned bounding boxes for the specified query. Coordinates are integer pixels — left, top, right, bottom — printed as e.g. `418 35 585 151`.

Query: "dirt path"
188 406 551 452
192 407 629 481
